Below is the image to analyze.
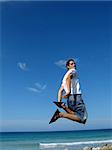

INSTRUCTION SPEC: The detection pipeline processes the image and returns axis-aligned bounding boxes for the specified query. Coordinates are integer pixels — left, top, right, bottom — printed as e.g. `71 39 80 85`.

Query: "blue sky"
1 1 112 132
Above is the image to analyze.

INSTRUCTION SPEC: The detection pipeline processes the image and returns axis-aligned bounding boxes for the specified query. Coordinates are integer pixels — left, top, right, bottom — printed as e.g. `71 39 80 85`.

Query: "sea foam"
39 139 112 149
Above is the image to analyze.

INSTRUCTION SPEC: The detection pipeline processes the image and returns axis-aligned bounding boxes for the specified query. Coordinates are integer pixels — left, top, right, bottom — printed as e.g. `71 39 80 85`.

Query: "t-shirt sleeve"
70 70 77 79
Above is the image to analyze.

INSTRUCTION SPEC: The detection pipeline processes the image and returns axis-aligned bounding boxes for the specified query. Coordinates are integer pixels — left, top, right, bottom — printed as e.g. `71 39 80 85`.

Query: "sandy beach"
83 144 112 150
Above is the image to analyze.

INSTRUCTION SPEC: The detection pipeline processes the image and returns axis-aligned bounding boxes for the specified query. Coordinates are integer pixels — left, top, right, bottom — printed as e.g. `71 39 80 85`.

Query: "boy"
49 59 88 124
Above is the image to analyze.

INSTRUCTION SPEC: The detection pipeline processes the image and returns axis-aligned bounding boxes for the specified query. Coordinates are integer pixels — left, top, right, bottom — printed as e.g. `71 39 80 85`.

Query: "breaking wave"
40 139 112 149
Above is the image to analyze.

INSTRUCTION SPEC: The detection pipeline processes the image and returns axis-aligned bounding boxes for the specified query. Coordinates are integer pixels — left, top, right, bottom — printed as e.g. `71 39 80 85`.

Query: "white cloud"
55 59 66 69
35 83 47 90
27 87 41 93
17 62 28 71
28 82 47 93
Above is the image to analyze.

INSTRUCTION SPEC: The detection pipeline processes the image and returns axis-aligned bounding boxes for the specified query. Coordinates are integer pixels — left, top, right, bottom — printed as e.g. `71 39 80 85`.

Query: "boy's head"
66 59 76 70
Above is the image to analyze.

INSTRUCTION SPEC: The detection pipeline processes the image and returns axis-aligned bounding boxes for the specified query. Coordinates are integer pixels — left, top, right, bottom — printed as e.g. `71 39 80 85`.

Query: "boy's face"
67 61 75 69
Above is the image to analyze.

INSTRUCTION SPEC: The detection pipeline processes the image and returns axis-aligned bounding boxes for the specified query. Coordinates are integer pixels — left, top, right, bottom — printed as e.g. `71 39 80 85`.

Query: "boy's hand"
63 92 70 99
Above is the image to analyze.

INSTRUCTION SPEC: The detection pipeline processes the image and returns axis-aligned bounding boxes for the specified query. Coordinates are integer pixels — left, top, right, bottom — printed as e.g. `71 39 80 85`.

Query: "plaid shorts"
67 94 88 123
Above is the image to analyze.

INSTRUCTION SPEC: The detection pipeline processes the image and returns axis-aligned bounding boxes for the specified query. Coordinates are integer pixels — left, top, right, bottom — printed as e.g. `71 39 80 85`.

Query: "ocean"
0 129 112 150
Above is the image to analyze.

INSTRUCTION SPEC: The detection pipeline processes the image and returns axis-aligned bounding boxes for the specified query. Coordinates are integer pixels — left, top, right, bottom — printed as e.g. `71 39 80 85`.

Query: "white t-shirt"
61 68 81 94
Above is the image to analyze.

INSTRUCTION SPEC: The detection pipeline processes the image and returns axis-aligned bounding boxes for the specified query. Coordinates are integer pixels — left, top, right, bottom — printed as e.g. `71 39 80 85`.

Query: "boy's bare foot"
49 109 60 124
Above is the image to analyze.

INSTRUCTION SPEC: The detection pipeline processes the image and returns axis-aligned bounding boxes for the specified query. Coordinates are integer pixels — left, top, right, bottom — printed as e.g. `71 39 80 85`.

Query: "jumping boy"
49 59 88 124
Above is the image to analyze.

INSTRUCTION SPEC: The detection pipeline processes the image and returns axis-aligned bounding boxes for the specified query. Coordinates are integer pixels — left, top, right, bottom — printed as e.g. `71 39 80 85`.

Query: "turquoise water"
0 129 112 150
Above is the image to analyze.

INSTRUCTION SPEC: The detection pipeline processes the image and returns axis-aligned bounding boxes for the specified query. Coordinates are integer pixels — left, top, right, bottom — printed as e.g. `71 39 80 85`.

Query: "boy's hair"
66 58 76 69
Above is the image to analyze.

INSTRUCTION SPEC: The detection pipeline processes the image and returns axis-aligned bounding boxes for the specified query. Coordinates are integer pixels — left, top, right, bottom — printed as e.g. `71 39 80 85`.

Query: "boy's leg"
59 112 81 123
61 103 75 114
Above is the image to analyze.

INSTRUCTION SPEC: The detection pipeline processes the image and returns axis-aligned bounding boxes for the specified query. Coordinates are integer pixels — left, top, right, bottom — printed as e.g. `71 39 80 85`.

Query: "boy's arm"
58 86 64 102
63 73 71 98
